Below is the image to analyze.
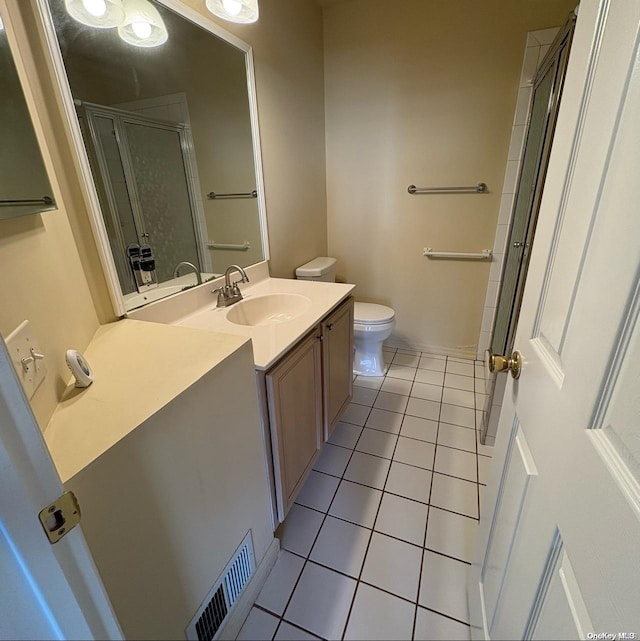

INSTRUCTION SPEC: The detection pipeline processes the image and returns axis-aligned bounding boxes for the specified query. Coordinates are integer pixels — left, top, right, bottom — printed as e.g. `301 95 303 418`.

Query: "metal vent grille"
186 532 255 641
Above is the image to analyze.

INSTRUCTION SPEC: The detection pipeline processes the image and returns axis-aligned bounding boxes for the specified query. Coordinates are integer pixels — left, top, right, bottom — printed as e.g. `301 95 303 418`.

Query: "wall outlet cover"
5 320 47 400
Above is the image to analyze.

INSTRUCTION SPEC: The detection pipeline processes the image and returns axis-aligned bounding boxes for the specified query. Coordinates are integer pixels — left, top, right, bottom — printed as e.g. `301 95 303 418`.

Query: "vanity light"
117 0 168 47
206 0 259 24
64 0 125 29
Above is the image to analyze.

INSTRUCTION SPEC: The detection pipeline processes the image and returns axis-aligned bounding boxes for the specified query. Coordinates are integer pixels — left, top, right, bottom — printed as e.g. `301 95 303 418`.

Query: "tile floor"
238 348 493 641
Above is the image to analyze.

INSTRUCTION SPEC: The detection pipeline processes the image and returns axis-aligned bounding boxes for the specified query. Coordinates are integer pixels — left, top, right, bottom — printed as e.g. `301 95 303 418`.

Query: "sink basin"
226 294 312 326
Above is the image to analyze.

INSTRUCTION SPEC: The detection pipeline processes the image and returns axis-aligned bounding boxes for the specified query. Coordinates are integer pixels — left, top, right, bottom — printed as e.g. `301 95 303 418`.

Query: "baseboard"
217 537 280 641
384 339 478 360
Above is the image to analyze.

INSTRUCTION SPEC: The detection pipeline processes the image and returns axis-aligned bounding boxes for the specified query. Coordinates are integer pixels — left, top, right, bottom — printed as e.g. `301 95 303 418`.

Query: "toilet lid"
354 302 395 325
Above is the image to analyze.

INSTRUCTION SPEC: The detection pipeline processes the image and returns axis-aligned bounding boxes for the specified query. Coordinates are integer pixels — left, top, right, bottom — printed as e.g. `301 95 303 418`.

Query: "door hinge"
38 491 81 544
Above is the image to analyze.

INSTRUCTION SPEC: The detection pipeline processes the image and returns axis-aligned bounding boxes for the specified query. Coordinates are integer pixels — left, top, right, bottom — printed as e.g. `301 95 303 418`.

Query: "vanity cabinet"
266 329 324 518
262 296 354 522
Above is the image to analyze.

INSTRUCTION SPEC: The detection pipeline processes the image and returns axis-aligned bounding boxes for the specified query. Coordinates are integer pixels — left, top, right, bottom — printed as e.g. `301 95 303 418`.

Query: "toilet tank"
295 257 336 282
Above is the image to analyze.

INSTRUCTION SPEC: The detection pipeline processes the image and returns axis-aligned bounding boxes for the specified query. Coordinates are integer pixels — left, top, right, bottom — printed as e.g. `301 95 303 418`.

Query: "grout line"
412 356 445 640
338 377 406 641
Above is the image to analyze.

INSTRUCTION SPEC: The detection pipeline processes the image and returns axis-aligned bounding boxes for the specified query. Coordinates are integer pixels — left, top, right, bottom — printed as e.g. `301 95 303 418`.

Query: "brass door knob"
485 349 523 380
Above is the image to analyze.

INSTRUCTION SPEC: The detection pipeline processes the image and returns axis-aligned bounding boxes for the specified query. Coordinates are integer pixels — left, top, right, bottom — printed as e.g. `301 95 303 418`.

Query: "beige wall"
324 0 576 355
0 0 100 429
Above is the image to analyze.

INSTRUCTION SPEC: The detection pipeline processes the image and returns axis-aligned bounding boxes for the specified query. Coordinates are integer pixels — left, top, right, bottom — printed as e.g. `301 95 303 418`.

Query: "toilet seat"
354 302 395 326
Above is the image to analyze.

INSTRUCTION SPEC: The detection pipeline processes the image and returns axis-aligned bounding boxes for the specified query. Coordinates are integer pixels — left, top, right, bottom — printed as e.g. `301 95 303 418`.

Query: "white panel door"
0 334 122 640
469 1 640 639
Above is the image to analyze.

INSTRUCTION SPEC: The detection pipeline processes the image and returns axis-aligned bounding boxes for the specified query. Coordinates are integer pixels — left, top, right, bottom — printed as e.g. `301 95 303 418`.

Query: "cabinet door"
322 297 354 440
266 328 323 521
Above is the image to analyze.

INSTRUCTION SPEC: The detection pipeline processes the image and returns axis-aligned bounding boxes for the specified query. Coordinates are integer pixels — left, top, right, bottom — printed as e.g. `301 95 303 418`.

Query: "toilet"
296 257 396 377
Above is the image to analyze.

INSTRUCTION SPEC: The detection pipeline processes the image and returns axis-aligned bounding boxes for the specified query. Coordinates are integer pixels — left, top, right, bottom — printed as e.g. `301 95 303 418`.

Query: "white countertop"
176 277 355 370
45 319 250 482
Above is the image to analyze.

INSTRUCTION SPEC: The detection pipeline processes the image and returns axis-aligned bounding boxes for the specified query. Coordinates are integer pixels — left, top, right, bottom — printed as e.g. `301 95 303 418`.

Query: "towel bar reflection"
207 190 257 200
207 241 251 251
408 183 487 194
423 248 493 260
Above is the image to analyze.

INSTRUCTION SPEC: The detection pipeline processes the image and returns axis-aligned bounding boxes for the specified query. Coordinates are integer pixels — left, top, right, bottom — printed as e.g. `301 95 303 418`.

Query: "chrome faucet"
173 261 203 286
213 264 250 307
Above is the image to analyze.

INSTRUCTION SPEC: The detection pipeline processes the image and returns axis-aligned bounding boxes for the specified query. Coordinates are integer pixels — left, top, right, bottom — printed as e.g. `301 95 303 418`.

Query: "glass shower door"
482 18 575 442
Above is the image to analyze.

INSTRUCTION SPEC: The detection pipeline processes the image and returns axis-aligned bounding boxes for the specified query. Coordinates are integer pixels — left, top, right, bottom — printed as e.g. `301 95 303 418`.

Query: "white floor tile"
478 455 492 485
256 550 305 615
415 368 445 386
274 621 320 640
414 607 471 640
434 446 477 482
397 348 421 356
237 608 279 641
341 402 371 426
445 361 475 377
422 351 446 360
351 385 379 407
309 516 370 578
419 356 446 372
477 436 492 462
475 363 485 379
426 507 478 563
400 415 438 443
394 437 436 470
365 408 404 434
444 372 475 391
353 375 384 390
430 473 478 519
279 504 324 557
385 462 433 504
375 493 428 546
284 563 356 640
386 364 416 381
295 470 340 512
361 532 422 601
440 404 476 429
419 551 470 623
313 443 351 477
329 480 382 528
381 377 413 396
475 392 487 408
344 584 415 641
374 391 409 413
437 423 476 453
355 428 398 458
406 397 441 421
328 422 362 450
411 382 443 402
392 352 420 367
344 451 391 489
442 387 475 409
479 484 488 515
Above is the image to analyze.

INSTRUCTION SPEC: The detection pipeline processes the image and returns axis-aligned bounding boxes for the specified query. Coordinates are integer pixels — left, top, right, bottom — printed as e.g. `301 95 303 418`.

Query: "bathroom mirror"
0 9 56 220
41 0 268 313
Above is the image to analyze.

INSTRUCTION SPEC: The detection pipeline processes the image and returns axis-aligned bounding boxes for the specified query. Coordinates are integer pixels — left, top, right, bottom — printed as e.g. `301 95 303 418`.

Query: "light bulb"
222 0 242 16
82 0 107 17
131 20 152 39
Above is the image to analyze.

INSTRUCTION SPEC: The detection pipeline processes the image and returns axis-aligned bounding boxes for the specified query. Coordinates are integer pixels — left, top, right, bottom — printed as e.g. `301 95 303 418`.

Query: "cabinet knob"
316 335 323 341
326 323 334 330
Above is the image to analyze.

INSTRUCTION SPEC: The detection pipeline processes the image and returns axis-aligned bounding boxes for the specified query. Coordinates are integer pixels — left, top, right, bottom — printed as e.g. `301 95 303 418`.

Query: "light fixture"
206 0 259 24
64 0 125 29
117 0 168 47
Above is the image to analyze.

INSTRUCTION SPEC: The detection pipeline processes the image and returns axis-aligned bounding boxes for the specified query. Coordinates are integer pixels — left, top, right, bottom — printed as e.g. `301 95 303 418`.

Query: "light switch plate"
5 320 47 400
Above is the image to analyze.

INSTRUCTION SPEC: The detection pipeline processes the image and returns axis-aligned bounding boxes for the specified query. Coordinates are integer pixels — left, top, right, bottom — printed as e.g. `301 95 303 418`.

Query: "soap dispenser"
128 243 158 292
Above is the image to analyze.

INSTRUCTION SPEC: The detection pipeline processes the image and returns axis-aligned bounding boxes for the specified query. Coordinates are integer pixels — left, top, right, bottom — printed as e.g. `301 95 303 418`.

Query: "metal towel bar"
207 241 251 251
423 248 493 260
0 196 55 207
207 190 257 200
408 183 487 194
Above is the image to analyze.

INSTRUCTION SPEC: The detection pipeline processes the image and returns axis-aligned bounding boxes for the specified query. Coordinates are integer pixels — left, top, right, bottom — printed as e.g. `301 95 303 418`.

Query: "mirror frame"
34 0 270 316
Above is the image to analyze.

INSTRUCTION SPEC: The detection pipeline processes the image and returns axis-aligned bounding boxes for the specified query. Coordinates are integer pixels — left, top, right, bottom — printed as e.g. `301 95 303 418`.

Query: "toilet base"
353 343 387 377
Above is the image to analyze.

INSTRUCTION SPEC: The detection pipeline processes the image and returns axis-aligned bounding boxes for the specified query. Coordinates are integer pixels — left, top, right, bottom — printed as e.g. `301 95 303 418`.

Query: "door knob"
485 349 522 380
